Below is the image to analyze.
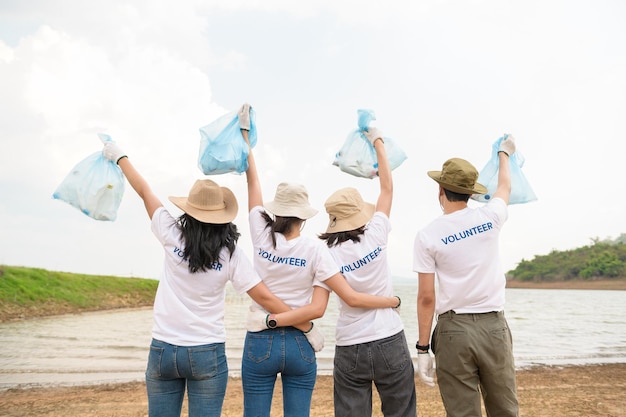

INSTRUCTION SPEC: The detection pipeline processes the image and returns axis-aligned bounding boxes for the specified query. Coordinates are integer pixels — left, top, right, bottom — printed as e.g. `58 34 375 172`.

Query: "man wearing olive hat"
413 135 520 417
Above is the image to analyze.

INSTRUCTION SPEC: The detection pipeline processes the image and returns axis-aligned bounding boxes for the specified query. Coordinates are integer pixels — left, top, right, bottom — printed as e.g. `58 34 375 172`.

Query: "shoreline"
2 363 625 416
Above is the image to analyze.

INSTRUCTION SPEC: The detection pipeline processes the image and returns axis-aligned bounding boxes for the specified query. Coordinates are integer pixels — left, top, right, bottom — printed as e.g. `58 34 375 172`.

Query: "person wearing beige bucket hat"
102 140 308 417
237 104 400 417
318 126 416 417
413 134 520 417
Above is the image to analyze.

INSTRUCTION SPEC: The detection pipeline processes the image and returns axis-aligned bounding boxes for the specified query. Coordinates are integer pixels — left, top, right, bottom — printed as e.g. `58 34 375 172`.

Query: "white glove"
499 134 516 157
363 127 384 146
304 323 324 352
238 103 251 131
102 142 127 164
417 353 436 387
245 307 269 332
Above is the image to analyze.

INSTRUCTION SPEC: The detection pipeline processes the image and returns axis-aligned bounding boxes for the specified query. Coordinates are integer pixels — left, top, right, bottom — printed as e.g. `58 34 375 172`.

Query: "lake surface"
1 285 625 390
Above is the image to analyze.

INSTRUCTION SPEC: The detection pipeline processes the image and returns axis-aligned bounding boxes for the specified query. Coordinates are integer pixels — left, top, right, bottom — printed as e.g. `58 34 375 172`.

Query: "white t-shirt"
248 206 339 311
413 198 508 315
150 207 261 346
328 212 404 346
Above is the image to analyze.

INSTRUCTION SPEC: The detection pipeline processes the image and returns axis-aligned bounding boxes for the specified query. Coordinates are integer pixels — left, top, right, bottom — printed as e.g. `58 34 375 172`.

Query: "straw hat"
427 158 487 195
264 182 318 220
168 179 238 224
324 187 375 233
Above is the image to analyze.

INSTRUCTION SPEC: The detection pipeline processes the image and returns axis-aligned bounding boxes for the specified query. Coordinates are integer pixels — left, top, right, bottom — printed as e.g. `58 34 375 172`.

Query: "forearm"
493 151 512 202
242 129 263 210
325 273 399 309
374 139 392 216
417 273 436 347
271 287 330 331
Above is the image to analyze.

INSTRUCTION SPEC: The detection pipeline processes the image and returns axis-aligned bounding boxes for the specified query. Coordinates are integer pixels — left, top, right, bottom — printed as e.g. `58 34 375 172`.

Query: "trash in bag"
333 109 407 179
198 107 258 175
52 133 125 221
471 134 538 205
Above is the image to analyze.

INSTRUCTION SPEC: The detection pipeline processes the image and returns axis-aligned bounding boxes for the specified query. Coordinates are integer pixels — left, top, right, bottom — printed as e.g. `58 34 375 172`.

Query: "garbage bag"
333 109 407 179
198 108 258 175
471 134 538 204
52 133 125 221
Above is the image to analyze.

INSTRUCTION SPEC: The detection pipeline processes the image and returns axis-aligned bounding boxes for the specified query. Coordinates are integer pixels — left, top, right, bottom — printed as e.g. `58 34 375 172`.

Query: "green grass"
0 265 158 321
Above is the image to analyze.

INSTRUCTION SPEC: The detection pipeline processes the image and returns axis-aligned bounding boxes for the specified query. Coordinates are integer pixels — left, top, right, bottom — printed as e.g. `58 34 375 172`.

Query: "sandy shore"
1 363 625 416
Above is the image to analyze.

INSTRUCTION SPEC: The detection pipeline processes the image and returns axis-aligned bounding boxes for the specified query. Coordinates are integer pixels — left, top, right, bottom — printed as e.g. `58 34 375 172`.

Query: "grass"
0 265 158 322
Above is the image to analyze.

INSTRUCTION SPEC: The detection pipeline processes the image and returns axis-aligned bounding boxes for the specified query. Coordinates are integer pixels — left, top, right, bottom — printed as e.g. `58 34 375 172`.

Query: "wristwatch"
416 342 430 351
267 315 278 329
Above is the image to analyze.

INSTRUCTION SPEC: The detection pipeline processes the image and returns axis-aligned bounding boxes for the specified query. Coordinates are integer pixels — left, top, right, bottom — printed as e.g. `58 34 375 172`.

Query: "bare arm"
269 286 330 330
417 272 436 349
374 137 393 217
242 129 263 211
325 272 399 308
492 151 512 205
117 157 163 219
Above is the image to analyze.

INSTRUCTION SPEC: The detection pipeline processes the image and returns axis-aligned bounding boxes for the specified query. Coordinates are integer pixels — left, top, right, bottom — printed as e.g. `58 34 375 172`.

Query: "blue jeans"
145 338 228 417
242 327 317 417
333 331 416 417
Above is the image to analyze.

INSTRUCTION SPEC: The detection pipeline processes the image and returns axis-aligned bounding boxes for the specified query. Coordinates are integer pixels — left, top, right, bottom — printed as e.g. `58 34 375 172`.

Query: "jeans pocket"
146 345 164 378
334 344 359 373
245 333 273 363
295 335 315 364
378 338 410 371
188 345 221 379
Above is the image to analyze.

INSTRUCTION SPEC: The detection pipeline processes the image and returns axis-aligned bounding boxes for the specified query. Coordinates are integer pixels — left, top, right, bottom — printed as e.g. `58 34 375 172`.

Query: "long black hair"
177 213 240 273
318 226 366 248
260 211 302 249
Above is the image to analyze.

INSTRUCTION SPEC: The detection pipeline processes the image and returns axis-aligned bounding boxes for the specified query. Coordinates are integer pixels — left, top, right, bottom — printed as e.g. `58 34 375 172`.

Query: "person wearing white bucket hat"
413 135 520 417
102 141 303 417
317 126 416 417
237 104 400 417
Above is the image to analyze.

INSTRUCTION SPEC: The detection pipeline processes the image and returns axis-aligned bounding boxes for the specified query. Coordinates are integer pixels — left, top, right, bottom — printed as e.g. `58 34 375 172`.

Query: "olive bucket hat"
427 158 488 195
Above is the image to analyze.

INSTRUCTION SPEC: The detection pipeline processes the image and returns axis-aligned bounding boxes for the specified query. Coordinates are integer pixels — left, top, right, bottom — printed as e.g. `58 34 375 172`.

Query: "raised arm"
103 142 163 219
492 134 516 205
239 104 263 211
324 272 400 309
364 127 392 217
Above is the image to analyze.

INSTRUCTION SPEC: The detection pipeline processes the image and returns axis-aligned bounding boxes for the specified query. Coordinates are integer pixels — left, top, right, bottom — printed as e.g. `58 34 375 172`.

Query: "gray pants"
433 311 519 417
333 330 417 417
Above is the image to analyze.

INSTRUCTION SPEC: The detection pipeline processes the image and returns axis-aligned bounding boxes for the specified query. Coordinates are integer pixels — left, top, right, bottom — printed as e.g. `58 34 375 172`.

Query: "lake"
1 285 625 390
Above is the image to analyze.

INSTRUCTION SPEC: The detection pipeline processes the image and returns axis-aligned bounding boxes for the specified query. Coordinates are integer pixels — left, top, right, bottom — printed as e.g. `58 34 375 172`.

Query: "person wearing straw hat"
413 136 520 417
317 125 416 417
238 104 400 417
102 141 303 417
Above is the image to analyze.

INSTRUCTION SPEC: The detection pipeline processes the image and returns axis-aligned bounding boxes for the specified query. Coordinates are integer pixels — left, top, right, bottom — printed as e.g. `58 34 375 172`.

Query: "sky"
1 0 625 281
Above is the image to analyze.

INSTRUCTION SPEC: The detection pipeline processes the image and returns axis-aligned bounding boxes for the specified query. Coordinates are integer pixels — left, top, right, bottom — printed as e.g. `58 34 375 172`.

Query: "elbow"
418 293 435 309
310 304 327 319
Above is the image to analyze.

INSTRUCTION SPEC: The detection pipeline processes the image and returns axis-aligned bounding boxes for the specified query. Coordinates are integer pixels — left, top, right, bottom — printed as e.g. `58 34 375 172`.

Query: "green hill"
507 234 626 283
0 265 157 322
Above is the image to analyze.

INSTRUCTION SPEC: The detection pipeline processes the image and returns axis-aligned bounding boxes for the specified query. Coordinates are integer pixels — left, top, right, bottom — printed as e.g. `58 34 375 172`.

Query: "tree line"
507 234 626 282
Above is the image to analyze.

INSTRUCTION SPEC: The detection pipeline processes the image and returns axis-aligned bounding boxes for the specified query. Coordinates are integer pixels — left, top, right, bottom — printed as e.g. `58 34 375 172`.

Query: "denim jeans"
145 338 228 417
433 311 519 417
333 330 416 417
241 327 317 417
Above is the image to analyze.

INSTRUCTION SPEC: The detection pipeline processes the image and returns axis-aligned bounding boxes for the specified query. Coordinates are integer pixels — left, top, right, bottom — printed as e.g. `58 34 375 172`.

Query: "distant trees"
508 235 626 282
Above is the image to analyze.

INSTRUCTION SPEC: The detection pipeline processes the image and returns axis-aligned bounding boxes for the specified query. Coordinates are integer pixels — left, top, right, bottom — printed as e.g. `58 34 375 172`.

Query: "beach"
2 363 625 416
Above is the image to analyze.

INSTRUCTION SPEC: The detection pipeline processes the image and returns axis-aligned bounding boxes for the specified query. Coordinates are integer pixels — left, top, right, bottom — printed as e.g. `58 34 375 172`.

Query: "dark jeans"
333 330 417 417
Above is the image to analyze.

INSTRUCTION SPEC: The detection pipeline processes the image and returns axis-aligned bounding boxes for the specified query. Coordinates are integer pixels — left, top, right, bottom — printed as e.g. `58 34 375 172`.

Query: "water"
1 285 625 390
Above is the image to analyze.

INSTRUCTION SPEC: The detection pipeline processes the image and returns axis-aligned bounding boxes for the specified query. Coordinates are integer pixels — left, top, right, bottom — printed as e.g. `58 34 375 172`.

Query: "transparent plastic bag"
198 108 258 175
471 134 538 205
333 109 407 179
52 133 125 220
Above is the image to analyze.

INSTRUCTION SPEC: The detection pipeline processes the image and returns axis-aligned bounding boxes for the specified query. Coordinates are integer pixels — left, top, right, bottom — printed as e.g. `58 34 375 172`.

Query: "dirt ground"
1 363 625 417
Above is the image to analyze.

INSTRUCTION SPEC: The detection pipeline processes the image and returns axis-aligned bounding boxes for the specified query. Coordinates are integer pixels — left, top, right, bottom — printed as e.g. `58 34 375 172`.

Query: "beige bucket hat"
324 187 375 233
169 179 238 224
264 182 318 220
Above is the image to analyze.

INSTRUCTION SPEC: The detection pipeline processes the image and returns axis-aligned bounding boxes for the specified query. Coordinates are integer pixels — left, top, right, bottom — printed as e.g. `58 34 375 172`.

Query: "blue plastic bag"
52 133 125 221
333 109 407 179
198 108 258 175
471 134 538 205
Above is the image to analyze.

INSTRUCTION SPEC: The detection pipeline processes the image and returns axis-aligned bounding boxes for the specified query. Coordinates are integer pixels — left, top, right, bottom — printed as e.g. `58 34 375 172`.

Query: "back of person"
327 211 403 346
416 199 507 315
248 205 332 309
